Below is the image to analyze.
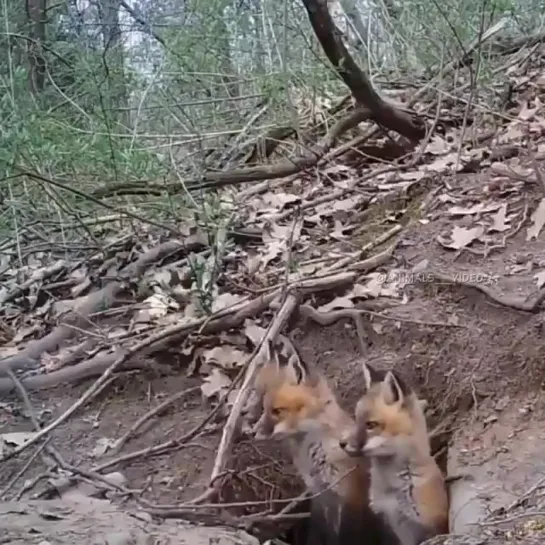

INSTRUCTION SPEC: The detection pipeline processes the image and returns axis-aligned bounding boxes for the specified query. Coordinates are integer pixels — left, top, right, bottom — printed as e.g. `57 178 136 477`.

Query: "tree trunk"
98 0 129 128
26 0 46 94
300 0 425 141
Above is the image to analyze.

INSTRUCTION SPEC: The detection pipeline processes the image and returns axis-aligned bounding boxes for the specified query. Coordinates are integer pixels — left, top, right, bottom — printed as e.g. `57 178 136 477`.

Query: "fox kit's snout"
339 363 429 459
252 364 330 440
338 425 367 458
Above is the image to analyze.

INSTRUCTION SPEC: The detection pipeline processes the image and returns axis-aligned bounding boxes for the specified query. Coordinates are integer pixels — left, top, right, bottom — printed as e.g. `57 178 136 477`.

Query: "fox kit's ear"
361 362 373 391
381 371 404 405
262 338 300 385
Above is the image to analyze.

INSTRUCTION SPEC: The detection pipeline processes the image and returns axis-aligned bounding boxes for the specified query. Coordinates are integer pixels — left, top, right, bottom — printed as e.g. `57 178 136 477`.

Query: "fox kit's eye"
272 407 282 416
366 420 379 430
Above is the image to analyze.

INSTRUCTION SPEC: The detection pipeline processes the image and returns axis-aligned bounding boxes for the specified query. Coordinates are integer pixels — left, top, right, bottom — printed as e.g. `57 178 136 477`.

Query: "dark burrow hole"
248 497 312 545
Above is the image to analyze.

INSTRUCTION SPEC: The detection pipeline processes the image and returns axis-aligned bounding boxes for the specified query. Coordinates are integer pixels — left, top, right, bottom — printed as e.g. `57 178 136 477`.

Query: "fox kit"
254 346 397 545
340 363 448 545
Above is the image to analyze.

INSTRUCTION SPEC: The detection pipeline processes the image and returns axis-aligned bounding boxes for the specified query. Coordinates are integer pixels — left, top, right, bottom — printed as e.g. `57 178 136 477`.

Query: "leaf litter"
2 35 545 521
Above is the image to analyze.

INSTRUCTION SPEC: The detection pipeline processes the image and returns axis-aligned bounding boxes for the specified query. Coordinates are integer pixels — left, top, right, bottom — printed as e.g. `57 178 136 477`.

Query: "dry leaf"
91 437 116 458
262 222 301 245
262 192 300 208
490 204 510 233
360 274 384 298
12 323 41 343
427 135 450 155
330 220 348 241
246 254 262 275
201 345 247 370
201 368 231 399
536 75 545 88
1 431 37 447
134 292 173 323
0 346 20 359
497 123 526 144
258 240 283 268
534 271 545 288
243 321 266 346
438 225 484 250
447 203 501 216
526 199 545 241
211 292 246 313
380 280 403 298
412 259 429 273
422 153 457 173
518 101 538 121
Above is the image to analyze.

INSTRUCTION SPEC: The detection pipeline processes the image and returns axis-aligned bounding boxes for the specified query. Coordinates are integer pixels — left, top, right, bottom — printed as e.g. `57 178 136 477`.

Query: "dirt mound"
3 189 545 543
0 497 258 545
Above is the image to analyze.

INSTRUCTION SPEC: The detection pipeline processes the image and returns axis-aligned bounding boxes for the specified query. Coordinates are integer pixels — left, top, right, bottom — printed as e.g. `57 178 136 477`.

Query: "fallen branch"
348 242 397 272
0 272 355 460
0 350 167 395
327 230 400 274
110 386 201 454
0 239 206 376
0 335 165 462
0 259 68 306
208 293 299 486
88 277 355 478
299 304 469 330
300 0 425 141
1 272 357 398
264 80 443 225
92 108 374 197
0 440 50 499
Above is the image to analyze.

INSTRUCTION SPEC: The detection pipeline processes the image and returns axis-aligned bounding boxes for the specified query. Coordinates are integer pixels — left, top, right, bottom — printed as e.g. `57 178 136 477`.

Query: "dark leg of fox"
280 498 312 545
305 499 336 545
338 505 401 545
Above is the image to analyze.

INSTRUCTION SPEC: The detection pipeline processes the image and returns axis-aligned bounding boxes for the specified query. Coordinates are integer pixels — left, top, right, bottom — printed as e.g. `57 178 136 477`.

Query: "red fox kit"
253 347 398 545
340 363 448 545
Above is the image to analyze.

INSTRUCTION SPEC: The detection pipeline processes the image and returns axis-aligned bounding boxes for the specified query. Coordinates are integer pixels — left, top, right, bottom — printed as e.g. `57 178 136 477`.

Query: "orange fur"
254 364 376 528
341 364 449 542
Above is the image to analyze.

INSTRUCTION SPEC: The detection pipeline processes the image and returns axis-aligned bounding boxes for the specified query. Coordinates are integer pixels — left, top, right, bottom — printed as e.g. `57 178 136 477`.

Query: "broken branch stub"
301 0 426 141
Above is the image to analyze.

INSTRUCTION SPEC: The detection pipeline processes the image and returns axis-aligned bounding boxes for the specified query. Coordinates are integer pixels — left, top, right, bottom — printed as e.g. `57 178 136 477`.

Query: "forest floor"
2 38 545 545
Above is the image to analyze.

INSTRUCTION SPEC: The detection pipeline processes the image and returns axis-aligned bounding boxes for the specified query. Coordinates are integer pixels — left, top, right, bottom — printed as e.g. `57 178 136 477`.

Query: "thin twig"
111 386 201 454
190 293 300 505
0 439 50 499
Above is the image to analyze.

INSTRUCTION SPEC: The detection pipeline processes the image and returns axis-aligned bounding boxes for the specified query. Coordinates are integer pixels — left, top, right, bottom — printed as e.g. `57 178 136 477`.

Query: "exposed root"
426 268 545 312
0 239 206 376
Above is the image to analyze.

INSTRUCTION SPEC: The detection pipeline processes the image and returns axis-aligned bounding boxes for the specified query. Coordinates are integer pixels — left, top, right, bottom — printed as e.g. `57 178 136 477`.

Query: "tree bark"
300 0 425 141
98 0 129 127
26 0 47 94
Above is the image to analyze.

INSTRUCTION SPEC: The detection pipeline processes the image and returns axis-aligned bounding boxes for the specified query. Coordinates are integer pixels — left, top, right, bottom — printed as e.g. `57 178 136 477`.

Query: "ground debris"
0 497 259 545
3 26 545 545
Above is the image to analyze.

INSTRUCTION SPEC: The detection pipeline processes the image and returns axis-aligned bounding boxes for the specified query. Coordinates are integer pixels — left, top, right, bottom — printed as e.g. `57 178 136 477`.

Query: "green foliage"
0 0 543 242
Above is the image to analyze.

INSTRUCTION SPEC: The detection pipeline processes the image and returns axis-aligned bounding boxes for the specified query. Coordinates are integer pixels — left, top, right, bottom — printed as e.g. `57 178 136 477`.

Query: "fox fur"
340 362 449 545
254 347 398 545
